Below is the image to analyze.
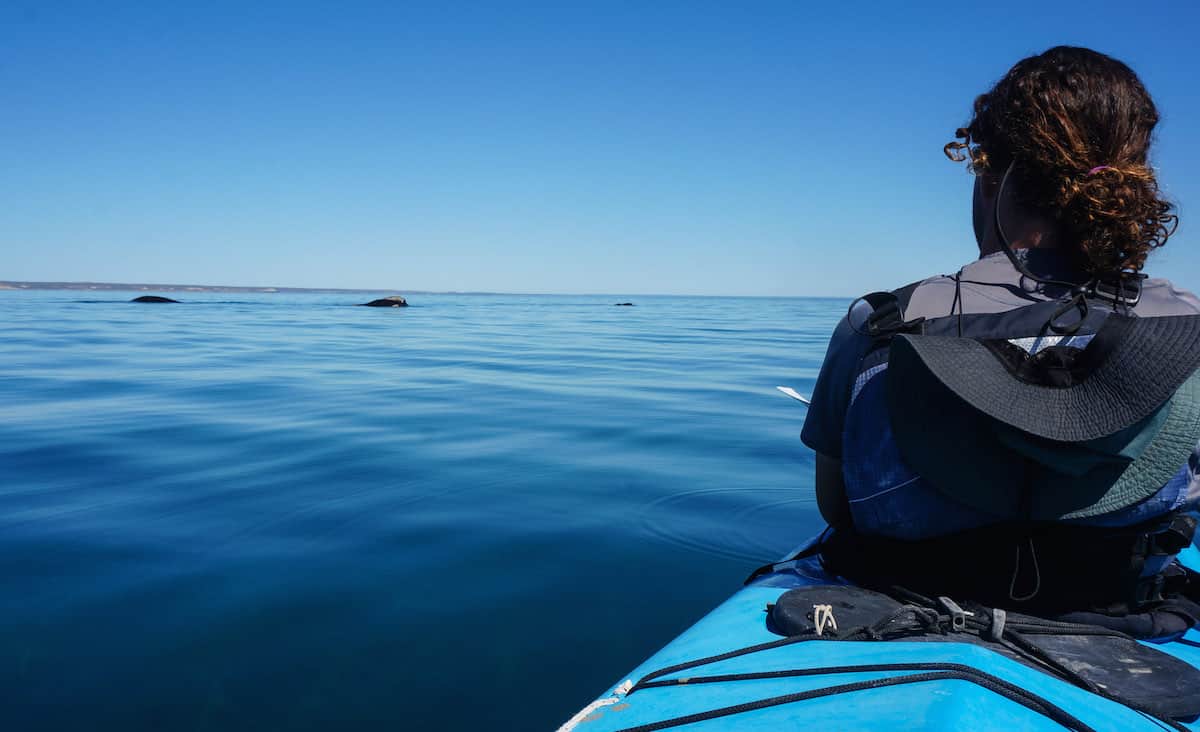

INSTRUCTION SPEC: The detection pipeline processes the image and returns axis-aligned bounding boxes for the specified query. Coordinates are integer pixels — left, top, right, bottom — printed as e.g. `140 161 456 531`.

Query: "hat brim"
1063 371 1200 518
890 314 1200 442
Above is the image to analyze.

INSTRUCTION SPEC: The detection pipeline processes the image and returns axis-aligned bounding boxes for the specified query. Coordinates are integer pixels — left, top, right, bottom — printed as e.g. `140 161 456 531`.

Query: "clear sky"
2 1 1197 296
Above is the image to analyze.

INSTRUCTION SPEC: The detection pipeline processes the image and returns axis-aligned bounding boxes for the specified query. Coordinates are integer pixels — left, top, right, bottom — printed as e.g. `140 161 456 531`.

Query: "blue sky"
2 1 1197 296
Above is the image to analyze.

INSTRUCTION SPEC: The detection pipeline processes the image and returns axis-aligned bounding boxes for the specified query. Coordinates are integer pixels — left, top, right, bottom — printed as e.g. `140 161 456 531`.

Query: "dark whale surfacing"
360 296 408 307
131 295 180 303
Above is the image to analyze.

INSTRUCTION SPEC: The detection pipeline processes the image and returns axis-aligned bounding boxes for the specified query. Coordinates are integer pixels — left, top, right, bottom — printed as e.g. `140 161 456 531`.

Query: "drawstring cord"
1009 537 1043 602
1046 286 1095 335
1010 459 1042 602
952 268 965 336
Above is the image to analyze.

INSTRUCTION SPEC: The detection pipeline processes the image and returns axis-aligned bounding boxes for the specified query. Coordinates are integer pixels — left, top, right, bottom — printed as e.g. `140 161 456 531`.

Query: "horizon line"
0 279 854 300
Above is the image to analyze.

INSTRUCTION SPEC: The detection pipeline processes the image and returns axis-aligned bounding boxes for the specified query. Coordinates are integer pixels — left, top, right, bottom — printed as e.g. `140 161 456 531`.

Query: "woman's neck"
978 220 1061 256
973 172 1063 257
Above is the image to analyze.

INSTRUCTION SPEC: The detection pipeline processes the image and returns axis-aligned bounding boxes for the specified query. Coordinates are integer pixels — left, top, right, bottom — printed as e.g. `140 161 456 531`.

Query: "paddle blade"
776 386 811 405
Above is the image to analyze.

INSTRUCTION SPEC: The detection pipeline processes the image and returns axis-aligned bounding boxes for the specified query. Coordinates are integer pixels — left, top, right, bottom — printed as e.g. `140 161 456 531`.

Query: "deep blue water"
0 290 843 730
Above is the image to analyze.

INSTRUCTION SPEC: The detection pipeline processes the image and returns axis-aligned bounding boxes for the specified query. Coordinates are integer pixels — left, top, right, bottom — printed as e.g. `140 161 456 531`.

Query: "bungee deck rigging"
562 546 1200 732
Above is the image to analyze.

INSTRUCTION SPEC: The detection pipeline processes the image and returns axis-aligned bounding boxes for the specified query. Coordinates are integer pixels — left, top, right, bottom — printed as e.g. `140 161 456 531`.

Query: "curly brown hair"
945 46 1177 274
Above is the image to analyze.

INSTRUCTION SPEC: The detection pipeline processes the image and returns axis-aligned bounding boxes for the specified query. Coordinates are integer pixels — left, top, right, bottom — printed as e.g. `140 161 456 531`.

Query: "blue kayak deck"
568 545 1200 731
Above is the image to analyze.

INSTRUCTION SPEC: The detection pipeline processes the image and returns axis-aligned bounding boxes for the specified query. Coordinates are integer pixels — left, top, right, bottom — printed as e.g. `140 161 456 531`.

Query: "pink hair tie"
1088 165 1113 175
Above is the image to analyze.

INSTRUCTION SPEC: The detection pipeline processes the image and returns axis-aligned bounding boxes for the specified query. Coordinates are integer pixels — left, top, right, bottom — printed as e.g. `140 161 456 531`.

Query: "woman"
800 46 1200 632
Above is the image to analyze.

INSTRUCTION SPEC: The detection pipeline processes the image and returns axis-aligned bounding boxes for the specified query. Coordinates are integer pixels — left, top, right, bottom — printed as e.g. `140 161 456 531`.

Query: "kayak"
559 538 1200 732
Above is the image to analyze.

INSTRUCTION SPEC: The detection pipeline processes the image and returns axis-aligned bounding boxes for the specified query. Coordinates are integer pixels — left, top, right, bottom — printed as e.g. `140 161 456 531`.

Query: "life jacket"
828 276 1200 616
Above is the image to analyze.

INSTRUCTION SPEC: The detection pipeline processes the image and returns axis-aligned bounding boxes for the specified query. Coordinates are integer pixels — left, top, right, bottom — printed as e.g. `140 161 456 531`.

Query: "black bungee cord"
613 593 1191 732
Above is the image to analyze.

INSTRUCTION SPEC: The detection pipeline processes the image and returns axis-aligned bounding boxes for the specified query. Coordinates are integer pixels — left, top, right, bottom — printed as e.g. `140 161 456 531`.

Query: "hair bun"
945 46 1176 274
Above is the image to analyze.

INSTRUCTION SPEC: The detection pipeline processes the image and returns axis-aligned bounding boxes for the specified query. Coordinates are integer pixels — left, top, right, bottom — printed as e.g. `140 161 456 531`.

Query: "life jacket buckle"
937 596 969 632
1090 273 1146 307
1156 515 1199 555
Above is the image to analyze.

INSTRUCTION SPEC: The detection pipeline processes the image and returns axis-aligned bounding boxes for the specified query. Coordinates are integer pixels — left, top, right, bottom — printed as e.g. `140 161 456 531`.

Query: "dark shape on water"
131 295 180 303
360 295 408 308
615 302 635 306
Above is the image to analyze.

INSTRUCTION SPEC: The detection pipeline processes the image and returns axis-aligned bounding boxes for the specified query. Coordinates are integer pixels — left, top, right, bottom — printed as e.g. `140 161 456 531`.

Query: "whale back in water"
360 296 408 307
131 295 180 303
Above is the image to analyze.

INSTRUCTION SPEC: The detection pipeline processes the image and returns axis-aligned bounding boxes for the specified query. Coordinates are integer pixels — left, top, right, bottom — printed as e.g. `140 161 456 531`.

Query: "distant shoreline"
0 280 847 299
0 280 455 295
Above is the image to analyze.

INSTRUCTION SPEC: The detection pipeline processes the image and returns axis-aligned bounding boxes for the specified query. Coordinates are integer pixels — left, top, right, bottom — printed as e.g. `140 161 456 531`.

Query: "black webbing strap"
849 282 926 339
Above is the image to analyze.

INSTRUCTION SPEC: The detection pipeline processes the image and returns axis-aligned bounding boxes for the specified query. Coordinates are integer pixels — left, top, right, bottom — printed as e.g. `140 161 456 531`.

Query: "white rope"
813 604 838 636
556 679 634 732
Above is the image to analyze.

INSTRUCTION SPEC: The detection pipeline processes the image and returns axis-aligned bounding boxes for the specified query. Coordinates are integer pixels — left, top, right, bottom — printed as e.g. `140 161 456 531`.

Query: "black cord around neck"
992 162 1099 336
992 162 1094 294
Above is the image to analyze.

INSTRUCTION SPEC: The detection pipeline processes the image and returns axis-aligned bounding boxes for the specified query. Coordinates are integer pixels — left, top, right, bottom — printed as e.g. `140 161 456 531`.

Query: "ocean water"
0 290 843 730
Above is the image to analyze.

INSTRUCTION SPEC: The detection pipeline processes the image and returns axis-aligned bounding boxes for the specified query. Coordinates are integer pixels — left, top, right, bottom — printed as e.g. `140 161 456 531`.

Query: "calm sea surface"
0 290 844 730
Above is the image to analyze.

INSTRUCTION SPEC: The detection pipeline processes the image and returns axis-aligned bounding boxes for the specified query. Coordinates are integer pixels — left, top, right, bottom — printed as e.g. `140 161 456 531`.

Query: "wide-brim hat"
887 314 1200 520
893 314 1200 442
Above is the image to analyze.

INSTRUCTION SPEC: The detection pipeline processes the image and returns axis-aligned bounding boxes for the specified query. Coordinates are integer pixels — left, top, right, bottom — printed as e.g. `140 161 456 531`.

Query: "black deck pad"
768 585 1200 720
